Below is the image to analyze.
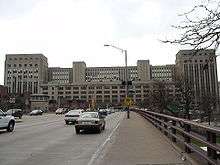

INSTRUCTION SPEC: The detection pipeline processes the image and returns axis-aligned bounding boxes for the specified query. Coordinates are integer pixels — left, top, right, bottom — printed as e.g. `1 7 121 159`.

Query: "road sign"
124 97 133 107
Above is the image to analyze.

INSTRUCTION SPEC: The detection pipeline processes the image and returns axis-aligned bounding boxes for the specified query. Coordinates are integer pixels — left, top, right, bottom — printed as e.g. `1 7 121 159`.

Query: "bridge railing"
133 109 220 165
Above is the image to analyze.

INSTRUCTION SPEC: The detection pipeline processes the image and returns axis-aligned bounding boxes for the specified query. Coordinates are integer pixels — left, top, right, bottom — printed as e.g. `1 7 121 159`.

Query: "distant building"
4 49 219 110
48 67 72 84
4 54 48 94
151 65 175 81
175 49 219 113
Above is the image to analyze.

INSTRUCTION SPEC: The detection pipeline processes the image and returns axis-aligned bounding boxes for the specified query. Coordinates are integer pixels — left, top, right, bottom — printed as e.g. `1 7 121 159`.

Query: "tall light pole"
104 44 130 118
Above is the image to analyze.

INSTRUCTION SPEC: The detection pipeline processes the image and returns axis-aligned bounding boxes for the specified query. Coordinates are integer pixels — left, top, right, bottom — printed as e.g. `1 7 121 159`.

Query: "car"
30 110 43 116
55 108 68 115
98 109 108 116
64 109 83 125
0 109 15 132
75 111 106 134
6 109 23 119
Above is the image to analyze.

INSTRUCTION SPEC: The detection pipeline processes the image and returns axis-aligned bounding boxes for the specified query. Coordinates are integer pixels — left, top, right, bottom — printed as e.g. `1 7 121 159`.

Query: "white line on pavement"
87 113 125 165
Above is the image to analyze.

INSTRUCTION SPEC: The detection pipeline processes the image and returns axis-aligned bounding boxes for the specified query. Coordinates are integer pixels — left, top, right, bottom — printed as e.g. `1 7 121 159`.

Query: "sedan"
75 112 105 134
6 109 23 119
64 109 83 125
30 110 43 116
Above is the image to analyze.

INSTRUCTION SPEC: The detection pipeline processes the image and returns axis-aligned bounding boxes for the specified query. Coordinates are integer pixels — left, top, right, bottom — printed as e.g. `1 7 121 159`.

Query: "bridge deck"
97 112 193 165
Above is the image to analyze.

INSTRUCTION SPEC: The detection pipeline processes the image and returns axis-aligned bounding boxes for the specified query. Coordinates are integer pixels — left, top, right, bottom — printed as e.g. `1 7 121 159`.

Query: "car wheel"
75 127 80 134
7 121 15 132
97 126 102 133
102 124 105 130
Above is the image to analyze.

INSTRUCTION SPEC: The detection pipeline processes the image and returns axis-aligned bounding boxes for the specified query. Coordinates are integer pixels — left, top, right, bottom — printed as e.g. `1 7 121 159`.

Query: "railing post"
206 131 217 163
171 120 176 142
184 123 191 153
158 115 162 131
164 117 168 136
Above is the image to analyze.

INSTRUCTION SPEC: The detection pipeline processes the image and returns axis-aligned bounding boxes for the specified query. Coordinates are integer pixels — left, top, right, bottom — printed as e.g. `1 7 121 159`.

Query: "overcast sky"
0 0 219 85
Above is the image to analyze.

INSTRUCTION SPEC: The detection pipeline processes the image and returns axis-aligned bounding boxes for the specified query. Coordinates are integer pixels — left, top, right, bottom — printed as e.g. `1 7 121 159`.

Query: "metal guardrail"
133 109 220 165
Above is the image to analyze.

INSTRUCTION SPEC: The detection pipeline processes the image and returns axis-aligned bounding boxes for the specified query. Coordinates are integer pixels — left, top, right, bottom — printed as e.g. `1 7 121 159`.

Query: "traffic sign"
124 97 133 107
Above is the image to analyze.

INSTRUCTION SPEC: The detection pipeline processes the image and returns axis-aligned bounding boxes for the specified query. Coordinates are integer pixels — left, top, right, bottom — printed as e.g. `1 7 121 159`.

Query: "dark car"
75 112 105 134
6 109 23 119
30 110 43 116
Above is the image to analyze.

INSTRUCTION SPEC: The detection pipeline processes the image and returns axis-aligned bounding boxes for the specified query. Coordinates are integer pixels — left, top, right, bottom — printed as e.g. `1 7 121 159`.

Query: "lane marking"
87 113 124 165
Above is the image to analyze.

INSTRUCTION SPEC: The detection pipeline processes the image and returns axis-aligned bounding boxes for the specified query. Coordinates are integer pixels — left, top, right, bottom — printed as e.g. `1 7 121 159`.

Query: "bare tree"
162 0 220 50
199 94 216 125
150 81 174 115
174 75 194 120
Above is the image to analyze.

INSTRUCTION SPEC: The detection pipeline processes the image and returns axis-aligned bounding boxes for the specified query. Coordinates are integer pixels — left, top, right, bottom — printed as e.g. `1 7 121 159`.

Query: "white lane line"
87 113 124 165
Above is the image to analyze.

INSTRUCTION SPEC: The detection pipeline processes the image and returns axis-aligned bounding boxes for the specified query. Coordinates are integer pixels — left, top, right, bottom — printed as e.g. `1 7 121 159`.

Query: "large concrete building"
4 54 48 94
176 49 219 99
4 49 219 110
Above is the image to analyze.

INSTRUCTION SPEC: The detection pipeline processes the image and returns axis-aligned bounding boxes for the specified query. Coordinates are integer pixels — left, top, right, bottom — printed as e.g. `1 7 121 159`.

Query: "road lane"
0 112 124 165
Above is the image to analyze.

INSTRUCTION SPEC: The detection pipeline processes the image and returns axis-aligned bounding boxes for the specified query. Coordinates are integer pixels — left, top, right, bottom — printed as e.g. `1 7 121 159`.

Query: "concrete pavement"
97 111 187 165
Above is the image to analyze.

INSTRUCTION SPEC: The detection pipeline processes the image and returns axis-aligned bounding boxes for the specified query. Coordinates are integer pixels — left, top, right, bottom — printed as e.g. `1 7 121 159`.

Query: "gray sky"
0 0 219 85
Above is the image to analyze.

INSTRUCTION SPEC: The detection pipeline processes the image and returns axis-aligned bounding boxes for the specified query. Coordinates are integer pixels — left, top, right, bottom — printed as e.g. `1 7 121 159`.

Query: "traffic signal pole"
125 50 130 119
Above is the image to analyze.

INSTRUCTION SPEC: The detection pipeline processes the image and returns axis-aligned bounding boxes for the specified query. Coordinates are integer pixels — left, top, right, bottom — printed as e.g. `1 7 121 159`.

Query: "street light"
104 44 130 119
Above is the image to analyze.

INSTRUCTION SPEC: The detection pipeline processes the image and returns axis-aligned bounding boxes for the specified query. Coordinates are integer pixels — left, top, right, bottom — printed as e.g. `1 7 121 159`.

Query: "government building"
4 49 219 113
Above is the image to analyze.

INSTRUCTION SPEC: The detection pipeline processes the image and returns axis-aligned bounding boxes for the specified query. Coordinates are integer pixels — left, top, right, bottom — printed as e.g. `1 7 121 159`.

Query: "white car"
64 109 84 125
0 109 15 132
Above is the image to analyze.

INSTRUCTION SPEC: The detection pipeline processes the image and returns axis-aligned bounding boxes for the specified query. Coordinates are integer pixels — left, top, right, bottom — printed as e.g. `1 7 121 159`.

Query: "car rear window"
81 113 98 118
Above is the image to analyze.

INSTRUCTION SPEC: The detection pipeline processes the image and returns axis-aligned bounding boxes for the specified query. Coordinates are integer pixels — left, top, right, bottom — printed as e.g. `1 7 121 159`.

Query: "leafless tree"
150 81 174 115
174 75 194 120
199 94 216 125
162 0 220 50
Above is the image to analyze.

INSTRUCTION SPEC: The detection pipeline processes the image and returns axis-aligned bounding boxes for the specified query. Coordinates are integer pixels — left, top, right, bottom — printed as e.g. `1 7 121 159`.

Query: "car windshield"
80 113 98 118
68 110 81 114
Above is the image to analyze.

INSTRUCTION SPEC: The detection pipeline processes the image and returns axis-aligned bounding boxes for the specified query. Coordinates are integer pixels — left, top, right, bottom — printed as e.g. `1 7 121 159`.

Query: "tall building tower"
72 61 86 83
4 54 48 94
175 49 219 113
137 60 151 81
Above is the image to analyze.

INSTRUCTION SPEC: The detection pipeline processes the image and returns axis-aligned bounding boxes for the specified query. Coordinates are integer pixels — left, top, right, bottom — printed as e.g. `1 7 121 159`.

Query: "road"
0 112 125 165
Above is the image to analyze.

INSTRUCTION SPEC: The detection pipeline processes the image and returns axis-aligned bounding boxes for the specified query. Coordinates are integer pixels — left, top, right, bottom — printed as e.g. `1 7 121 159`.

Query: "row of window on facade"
41 85 150 91
7 69 38 74
8 57 39 61
7 75 39 79
183 58 214 63
7 63 38 68
8 81 38 94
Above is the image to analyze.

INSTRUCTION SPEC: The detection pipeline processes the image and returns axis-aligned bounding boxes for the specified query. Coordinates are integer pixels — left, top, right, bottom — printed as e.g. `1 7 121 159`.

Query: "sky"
0 0 219 85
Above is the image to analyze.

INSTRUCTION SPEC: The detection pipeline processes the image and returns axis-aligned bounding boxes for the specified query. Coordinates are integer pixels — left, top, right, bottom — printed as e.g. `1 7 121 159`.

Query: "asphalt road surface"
0 112 125 165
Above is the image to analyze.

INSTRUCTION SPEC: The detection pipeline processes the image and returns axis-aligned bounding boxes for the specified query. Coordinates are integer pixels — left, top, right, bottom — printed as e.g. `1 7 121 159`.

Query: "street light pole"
104 44 130 118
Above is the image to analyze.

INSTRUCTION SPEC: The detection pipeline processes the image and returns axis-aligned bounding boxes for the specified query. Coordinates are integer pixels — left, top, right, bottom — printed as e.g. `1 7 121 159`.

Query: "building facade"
48 67 72 84
4 49 219 111
151 65 175 81
4 54 48 94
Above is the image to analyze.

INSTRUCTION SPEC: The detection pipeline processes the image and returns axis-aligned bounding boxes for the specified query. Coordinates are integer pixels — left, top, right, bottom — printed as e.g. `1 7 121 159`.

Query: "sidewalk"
98 112 187 165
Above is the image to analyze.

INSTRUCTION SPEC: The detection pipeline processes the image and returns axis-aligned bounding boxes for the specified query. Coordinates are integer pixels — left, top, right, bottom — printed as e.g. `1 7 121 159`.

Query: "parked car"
98 109 108 116
56 108 68 115
6 109 23 119
0 109 15 132
30 110 43 116
64 109 83 125
75 111 106 134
